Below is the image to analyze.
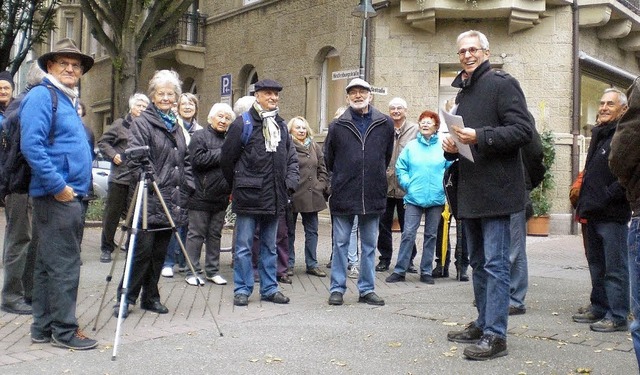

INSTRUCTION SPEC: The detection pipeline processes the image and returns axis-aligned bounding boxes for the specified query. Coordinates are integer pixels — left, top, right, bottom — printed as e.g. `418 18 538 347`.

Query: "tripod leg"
149 180 224 337
92 182 140 331
112 175 148 360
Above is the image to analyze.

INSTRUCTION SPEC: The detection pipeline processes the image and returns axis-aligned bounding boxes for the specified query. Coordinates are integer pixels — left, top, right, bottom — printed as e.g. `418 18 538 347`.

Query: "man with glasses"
325 78 394 306
375 97 418 273
442 30 533 360
20 39 98 349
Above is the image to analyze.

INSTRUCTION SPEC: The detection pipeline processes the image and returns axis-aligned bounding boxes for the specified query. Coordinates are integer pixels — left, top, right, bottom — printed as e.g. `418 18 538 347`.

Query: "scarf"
254 102 280 152
156 105 177 130
45 73 79 104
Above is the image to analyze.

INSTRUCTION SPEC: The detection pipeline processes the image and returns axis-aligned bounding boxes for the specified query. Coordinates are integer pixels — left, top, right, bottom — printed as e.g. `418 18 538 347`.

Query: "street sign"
371 86 388 95
221 74 232 97
332 69 359 80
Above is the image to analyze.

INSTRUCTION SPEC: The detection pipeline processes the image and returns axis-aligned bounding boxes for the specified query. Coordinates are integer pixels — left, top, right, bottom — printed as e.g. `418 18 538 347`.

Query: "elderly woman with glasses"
114 70 194 318
385 110 452 285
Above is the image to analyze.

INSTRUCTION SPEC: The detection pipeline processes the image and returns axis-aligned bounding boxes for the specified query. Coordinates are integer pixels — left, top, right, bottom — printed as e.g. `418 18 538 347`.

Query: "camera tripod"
92 157 223 361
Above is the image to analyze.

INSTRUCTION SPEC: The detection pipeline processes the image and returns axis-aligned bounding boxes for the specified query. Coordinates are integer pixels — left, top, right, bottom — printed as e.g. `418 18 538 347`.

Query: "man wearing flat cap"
221 78 299 307
19 38 98 350
0 71 13 118
324 78 394 306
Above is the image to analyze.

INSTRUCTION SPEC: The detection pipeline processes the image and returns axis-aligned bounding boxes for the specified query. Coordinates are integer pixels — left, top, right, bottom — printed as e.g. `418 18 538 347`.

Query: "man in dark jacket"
221 79 299 307
609 76 640 367
574 88 630 333
324 78 394 307
443 30 533 360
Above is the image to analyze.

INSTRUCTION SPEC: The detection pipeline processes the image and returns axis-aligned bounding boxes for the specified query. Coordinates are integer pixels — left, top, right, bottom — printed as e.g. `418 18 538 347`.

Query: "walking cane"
440 203 451 268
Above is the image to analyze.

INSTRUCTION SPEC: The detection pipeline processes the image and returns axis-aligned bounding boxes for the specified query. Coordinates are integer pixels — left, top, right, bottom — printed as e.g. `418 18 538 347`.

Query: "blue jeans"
289 212 320 270
163 226 187 269
509 210 528 309
585 220 629 323
330 214 379 295
234 214 279 297
628 217 640 367
393 204 442 276
466 216 511 339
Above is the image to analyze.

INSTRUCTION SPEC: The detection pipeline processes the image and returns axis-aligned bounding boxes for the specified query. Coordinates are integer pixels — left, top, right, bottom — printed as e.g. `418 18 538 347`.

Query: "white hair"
233 95 256 116
148 70 182 99
208 102 236 124
388 97 407 108
128 93 150 111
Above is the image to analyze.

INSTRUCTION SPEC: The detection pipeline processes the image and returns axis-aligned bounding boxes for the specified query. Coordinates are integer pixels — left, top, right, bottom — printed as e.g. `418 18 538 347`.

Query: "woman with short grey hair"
114 69 194 318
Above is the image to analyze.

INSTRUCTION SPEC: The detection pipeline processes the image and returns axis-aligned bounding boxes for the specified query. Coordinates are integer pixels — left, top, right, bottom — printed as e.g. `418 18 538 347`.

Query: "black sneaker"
100 250 112 263
463 334 508 361
407 264 418 274
358 292 385 306
447 321 483 343
234 294 249 306
385 273 405 283
328 291 343 306
508 306 526 316
261 291 290 304
375 262 390 272
31 331 52 344
420 274 435 284
51 329 98 350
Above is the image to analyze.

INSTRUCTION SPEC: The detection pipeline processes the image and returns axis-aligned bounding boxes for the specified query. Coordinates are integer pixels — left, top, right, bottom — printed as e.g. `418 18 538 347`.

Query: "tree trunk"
112 42 138 119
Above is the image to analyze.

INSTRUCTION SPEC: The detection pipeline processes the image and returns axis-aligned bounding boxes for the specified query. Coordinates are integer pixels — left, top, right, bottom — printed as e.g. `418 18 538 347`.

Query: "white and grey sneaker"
207 274 227 285
348 265 359 279
185 275 204 286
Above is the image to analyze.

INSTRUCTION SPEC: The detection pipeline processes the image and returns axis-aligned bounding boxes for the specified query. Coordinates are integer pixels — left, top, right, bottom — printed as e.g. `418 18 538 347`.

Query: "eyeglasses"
418 119 436 126
55 60 83 73
457 47 486 56
389 106 405 111
348 89 370 97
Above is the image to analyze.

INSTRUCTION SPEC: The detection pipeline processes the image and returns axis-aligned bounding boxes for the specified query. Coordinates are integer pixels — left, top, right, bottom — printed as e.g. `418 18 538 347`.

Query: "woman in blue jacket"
386 110 452 284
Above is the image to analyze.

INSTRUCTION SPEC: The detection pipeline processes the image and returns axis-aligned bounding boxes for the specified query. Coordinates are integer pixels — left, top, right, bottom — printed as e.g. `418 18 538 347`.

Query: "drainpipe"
570 0 580 235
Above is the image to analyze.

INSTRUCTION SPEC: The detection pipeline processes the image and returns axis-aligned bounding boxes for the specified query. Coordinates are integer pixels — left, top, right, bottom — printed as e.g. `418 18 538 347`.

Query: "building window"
244 68 258 96
320 49 344 133
65 17 75 39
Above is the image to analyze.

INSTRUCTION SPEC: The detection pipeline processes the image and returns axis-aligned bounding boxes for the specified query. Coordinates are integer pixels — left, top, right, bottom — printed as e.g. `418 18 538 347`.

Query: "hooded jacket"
396 133 452 208
445 60 533 218
324 105 394 215
290 139 328 213
128 105 194 227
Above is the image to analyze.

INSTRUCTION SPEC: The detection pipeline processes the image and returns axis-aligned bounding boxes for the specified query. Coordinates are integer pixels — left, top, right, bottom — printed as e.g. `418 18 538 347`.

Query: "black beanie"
0 71 14 89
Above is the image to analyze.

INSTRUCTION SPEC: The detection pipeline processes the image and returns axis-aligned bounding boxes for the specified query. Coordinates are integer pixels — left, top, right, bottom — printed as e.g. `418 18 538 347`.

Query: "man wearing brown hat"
221 79 299 307
19 38 97 350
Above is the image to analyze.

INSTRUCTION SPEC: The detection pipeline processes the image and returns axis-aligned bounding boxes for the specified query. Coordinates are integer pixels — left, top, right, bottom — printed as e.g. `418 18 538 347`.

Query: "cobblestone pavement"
0 213 636 374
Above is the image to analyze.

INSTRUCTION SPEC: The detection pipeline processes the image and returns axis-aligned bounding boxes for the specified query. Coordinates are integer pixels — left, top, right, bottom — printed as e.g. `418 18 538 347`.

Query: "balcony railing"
151 12 206 52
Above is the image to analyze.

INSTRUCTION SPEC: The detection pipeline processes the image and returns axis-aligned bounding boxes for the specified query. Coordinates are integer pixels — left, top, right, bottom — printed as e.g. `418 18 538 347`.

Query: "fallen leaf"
443 352 455 357
442 322 458 326
594 350 602 353
525 361 533 364
576 368 591 374
388 342 402 348
249 359 259 363
551 312 559 316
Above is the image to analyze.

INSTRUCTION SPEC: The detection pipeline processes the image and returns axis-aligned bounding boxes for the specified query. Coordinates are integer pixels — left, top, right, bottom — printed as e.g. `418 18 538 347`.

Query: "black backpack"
0 84 58 200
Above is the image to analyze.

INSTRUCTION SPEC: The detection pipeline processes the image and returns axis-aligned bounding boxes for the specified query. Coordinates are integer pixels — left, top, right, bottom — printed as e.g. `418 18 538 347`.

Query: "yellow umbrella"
441 203 451 267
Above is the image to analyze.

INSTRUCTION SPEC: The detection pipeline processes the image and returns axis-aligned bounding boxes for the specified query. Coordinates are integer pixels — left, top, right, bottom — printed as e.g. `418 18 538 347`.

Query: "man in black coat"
324 78 394 307
574 88 630 333
443 30 533 360
221 79 299 307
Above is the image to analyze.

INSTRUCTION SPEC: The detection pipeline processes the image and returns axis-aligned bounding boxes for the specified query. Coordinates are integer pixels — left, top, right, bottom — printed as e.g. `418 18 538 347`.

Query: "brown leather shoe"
306 267 327 277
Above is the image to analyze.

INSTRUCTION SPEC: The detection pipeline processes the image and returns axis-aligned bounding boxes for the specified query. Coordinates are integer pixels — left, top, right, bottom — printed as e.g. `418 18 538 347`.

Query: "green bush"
86 197 105 221
530 129 556 216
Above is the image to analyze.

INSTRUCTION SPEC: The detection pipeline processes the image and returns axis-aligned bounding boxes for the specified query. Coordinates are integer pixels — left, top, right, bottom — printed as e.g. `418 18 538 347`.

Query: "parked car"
92 151 111 199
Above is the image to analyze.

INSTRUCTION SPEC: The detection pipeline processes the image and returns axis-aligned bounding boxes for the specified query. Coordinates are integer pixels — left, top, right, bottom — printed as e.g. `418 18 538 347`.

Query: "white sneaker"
348 266 359 279
161 266 174 278
185 275 204 286
207 275 227 285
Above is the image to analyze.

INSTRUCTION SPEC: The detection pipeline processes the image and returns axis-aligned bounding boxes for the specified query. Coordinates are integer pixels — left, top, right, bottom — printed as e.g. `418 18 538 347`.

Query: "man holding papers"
442 30 533 361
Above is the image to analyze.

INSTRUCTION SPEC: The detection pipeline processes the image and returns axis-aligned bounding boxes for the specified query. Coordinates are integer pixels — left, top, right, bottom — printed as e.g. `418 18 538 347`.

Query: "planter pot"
527 215 550 237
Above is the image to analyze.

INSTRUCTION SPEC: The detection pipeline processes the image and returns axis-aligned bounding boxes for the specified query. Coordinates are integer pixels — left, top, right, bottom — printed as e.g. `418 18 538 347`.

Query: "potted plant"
527 129 556 236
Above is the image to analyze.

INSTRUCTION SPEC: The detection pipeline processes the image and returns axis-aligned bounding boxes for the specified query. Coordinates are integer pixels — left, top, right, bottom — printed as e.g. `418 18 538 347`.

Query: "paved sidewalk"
0 213 637 374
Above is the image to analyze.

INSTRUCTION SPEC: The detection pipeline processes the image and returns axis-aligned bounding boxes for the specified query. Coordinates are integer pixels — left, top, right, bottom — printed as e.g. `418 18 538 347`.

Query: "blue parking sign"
221 74 232 97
